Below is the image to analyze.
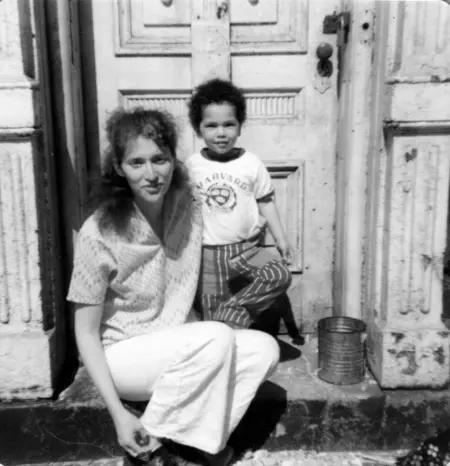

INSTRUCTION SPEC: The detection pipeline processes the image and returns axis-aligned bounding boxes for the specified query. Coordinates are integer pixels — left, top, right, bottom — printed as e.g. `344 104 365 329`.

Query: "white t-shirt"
67 186 202 348
186 150 274 246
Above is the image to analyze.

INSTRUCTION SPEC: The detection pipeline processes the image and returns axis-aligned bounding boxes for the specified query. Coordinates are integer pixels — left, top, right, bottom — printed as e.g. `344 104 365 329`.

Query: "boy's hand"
277 241 294 265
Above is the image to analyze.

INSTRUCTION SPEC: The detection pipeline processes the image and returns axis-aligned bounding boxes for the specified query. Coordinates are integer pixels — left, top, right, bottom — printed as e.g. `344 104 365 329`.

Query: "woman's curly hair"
88 107 188 234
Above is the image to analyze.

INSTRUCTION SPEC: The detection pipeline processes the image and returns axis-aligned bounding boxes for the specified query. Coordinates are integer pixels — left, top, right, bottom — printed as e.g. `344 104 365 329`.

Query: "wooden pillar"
191 0 231 87
0 0 64 398
365 0 450 388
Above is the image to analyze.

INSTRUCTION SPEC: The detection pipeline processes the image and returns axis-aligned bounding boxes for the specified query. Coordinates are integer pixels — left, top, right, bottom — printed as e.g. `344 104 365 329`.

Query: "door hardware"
316 42 334 78
323 12 350 46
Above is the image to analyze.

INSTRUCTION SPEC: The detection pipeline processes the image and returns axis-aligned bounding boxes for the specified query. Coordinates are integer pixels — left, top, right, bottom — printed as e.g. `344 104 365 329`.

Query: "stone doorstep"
1 336 450 465
17 450 408 466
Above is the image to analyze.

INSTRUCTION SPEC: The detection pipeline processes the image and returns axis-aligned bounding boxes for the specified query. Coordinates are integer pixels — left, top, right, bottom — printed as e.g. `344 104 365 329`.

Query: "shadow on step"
228 381 288 455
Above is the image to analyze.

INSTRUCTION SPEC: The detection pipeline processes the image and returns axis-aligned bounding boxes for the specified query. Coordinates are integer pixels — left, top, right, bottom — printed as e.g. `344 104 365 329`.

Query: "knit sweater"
67 186 203 348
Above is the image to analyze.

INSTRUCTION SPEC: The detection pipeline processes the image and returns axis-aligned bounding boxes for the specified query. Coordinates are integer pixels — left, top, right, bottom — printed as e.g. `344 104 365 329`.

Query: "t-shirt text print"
186 151 274 246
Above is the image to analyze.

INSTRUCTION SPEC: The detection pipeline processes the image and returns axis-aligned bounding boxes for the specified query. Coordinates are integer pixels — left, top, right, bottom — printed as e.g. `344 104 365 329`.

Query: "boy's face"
198 102 241 154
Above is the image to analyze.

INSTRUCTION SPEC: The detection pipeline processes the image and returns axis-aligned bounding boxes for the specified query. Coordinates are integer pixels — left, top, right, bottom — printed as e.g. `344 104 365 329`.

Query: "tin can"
317 316 366 385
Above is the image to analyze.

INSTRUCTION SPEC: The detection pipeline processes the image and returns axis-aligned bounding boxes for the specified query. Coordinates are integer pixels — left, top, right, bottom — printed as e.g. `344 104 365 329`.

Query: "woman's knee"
235 329 280 377
195 321 236 363
259 332 280 376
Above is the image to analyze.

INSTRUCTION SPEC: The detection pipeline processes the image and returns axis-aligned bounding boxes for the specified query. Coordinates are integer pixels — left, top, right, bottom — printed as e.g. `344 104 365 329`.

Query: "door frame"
334 0 379 320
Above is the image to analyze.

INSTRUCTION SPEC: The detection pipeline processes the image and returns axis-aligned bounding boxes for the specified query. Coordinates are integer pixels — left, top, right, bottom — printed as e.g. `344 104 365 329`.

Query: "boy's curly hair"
88 107 188 234
188 78 247 135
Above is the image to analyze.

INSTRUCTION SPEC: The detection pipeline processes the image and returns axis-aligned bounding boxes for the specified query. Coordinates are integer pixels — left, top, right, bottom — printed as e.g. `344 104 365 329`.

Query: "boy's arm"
258 196 293 264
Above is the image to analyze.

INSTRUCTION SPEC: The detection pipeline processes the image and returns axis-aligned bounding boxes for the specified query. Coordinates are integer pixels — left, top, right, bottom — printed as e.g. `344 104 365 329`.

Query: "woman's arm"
258 198 293 264
74 303 126 417
74 303 148 455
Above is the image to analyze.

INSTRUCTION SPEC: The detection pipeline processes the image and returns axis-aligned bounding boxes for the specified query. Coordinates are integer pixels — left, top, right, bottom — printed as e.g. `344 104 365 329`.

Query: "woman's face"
119 136 174 209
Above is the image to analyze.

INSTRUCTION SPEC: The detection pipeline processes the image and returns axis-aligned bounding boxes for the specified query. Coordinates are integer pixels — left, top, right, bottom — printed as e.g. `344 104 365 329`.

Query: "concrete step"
17 450 407 466
1 336 449 465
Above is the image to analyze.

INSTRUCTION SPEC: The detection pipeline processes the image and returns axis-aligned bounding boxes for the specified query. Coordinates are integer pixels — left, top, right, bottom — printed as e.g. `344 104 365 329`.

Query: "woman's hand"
74 305 152 456
113 407 151 456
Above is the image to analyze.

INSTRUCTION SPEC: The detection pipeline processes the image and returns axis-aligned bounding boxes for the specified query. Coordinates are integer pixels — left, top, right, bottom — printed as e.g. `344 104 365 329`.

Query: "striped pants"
198 236 292 329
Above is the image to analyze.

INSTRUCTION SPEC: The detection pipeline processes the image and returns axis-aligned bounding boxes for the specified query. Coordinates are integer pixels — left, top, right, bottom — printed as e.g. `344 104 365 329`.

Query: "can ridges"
317 316 366 386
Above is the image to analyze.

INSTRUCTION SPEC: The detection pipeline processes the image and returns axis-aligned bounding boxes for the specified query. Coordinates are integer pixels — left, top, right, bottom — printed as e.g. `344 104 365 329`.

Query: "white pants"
105 321 279 454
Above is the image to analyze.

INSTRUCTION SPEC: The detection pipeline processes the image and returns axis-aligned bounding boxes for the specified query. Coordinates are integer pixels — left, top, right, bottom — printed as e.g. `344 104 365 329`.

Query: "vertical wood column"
334 0 376 319
191 0 231 87
0 0 63 399
365 0 450 388
191 0 231 152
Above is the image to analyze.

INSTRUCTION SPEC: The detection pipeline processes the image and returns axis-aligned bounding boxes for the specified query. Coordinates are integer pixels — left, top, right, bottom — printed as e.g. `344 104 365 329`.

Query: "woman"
67 108 280 466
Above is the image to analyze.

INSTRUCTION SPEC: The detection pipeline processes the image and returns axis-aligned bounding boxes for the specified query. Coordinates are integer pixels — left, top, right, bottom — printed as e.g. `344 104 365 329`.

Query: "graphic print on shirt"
196 172 251 214
205 182 237 212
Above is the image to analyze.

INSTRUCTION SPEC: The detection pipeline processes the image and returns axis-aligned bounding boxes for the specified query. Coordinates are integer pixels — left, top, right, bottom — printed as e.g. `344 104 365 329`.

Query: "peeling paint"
388 346 419 376
433 346 446 365
421 254 432 270
392 333 405 344
404 148 417 163
397 350 419 375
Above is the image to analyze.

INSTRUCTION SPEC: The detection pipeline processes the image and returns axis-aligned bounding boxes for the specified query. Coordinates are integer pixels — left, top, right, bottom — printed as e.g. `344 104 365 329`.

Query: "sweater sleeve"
67 228 116 305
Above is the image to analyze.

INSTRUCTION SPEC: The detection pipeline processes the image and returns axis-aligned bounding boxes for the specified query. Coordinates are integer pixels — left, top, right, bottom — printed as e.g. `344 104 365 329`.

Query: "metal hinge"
323 12 350 46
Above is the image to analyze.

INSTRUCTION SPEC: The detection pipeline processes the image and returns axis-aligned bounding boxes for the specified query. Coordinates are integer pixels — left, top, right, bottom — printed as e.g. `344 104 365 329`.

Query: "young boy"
186 78 293 330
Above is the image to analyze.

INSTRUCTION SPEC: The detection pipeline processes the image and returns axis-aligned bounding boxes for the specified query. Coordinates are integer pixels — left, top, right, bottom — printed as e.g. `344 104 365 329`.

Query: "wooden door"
79 0 339 332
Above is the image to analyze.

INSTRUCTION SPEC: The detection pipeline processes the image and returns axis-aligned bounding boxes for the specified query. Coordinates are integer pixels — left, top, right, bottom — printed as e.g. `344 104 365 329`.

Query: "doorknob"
316 42 333 60
316 42 333 78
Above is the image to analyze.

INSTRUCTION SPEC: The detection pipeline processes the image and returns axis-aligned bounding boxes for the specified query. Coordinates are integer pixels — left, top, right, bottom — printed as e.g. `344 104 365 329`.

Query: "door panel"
80 0 339 332
230 0 339 330
230 0 308 53
115 0 193 55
